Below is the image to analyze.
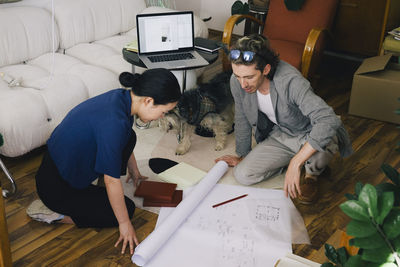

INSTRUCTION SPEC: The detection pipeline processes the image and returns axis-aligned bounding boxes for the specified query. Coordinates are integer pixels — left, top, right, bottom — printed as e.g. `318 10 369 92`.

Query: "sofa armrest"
222 15 263 71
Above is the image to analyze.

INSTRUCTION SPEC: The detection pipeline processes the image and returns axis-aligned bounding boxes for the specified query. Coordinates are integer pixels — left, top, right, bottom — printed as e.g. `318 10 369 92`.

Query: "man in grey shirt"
216 34 352 204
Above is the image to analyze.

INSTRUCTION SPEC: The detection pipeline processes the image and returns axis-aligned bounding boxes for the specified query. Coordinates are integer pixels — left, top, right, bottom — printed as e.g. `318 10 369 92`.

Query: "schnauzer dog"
159 71 234 155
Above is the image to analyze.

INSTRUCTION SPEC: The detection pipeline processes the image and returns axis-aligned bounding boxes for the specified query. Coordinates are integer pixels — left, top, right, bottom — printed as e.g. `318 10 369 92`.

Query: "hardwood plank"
308 228 345 264
12 224 74 263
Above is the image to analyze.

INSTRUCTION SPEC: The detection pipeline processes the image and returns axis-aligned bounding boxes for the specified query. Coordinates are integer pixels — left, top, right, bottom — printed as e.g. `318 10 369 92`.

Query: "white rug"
123 129 286 214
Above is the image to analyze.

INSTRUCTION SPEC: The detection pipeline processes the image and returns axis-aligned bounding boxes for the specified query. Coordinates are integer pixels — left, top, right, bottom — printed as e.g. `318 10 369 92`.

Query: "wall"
175 0 245 35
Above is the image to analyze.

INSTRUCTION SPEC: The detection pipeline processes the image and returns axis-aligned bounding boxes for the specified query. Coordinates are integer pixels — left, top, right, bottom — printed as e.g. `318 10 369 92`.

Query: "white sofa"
0 0 208 157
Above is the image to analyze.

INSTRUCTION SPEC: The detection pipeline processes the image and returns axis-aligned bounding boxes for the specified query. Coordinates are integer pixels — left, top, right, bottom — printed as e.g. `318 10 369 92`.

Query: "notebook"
194 37 221 53
136 11 209 69
157 162 206 189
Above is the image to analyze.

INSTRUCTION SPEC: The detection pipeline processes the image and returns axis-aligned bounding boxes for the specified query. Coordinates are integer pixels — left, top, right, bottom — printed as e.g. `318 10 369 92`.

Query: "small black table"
122 48 219 91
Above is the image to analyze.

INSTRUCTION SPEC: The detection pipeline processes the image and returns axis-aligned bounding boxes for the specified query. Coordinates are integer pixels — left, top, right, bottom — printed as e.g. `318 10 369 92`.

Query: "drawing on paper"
254 204 280 224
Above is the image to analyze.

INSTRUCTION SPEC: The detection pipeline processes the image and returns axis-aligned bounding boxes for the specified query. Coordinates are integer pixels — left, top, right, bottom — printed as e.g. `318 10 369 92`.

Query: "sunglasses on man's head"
229 50 256 62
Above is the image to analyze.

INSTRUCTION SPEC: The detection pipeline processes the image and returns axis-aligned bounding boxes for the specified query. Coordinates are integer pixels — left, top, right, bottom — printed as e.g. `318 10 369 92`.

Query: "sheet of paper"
158 162 206 189
276 253 321 267
131 161 229 266
148 184 301 267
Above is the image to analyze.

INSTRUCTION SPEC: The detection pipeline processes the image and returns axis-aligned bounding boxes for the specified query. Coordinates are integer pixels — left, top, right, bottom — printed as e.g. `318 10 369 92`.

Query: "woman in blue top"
33 68 181 255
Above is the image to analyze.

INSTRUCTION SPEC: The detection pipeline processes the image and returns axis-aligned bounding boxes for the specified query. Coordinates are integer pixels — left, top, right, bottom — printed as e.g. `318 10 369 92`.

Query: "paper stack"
157 162 206 189
124 39 138 52
274 253 320 267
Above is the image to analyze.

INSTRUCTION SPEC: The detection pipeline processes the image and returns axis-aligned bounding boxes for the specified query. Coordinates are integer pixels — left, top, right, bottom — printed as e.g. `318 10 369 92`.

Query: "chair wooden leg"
0 186 12 267
0 159 17 198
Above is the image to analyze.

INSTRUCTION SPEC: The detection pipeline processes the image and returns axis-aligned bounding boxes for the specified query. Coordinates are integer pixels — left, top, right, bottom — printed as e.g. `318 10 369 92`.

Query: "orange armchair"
222 0 338 79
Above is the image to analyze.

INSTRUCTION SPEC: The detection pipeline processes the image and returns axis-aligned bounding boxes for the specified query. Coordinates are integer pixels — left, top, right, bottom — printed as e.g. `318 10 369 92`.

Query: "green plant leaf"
340 200 370 222
345 193 358 200
338 246 349 264
383 209 400 239
365 263 397 267
393 188 400 207
355 182 364 196
351 232 386 249
381 164 400 186
343 255 364 267
347 220 376 237
376 191 394 225
361 246 394 263
376 183 400 207
391 238 400 258
321 263 335 267
325 243 338 263
359 184 378 220
376 182 397 194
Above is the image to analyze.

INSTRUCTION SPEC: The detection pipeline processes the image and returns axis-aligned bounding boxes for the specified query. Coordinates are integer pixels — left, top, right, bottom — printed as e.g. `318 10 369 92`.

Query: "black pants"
35 130 136 228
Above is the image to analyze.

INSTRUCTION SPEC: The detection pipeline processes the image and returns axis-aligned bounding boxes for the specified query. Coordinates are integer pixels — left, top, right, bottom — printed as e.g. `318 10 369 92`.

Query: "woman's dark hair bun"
119 72 140 87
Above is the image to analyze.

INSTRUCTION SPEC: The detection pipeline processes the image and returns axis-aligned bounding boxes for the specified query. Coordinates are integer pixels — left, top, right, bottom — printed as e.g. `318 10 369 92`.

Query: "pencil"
212 194 248 208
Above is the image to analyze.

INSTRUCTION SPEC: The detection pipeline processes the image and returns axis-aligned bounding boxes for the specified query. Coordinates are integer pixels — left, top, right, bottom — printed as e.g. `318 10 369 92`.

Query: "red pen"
212 194 248 208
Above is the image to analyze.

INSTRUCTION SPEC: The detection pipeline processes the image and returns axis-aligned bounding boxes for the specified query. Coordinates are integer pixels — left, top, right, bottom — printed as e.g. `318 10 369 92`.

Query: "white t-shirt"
257 90 277 124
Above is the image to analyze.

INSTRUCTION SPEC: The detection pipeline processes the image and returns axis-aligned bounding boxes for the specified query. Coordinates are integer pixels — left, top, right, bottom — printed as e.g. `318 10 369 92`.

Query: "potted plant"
322 164 400 266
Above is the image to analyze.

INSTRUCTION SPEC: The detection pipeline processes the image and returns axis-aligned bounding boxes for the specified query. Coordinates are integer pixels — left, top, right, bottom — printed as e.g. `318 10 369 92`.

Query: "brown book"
143 190 183 207
134 181 177 202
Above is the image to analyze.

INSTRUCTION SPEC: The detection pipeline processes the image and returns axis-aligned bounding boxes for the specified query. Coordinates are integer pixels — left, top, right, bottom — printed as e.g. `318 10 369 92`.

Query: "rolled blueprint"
132 161 229 266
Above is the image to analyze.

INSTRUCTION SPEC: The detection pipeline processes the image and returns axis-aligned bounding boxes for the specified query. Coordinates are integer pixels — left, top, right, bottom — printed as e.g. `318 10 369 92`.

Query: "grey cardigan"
231 60 353 158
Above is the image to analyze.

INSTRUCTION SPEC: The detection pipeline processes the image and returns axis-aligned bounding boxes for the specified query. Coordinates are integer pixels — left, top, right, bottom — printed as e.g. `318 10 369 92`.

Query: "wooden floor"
2 30 400 266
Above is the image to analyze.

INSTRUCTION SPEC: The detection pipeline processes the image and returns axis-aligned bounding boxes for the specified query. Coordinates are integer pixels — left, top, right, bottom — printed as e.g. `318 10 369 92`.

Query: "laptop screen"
137 12 194 54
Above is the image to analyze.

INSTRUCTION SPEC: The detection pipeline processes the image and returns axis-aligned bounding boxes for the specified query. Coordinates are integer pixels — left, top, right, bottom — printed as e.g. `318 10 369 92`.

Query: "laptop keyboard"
148 53 194 63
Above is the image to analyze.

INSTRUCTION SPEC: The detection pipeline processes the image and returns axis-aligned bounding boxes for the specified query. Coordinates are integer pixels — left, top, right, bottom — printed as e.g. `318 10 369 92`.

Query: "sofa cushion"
0 52 120 157
0 6 59 66
65 43 133 75
53 0 146 49
0 86 50 157
28 53 120 97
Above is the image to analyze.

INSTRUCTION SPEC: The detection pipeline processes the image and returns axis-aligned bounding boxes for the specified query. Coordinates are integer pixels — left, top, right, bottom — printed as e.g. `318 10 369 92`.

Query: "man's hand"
126 169 148 187
215 155 243 167
284 160 302 199
283 142 316 199
114 220 139 254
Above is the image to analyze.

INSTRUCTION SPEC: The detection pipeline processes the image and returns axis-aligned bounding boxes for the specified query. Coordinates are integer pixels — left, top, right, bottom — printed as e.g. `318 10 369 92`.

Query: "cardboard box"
349 54 400 124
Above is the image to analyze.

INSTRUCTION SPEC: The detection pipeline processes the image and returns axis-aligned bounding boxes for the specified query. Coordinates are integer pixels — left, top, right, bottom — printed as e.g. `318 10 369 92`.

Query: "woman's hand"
215 155 243 167
126 169 148 187
104 175 139 254
126 153 147 187
115 220 139 254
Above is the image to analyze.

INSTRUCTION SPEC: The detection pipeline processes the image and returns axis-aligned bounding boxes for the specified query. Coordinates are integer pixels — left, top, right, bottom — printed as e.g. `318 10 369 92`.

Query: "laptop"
136 11 209 69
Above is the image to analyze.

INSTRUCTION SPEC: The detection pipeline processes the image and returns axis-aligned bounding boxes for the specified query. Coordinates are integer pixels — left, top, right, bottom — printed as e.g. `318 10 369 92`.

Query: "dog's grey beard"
159 112 182 132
